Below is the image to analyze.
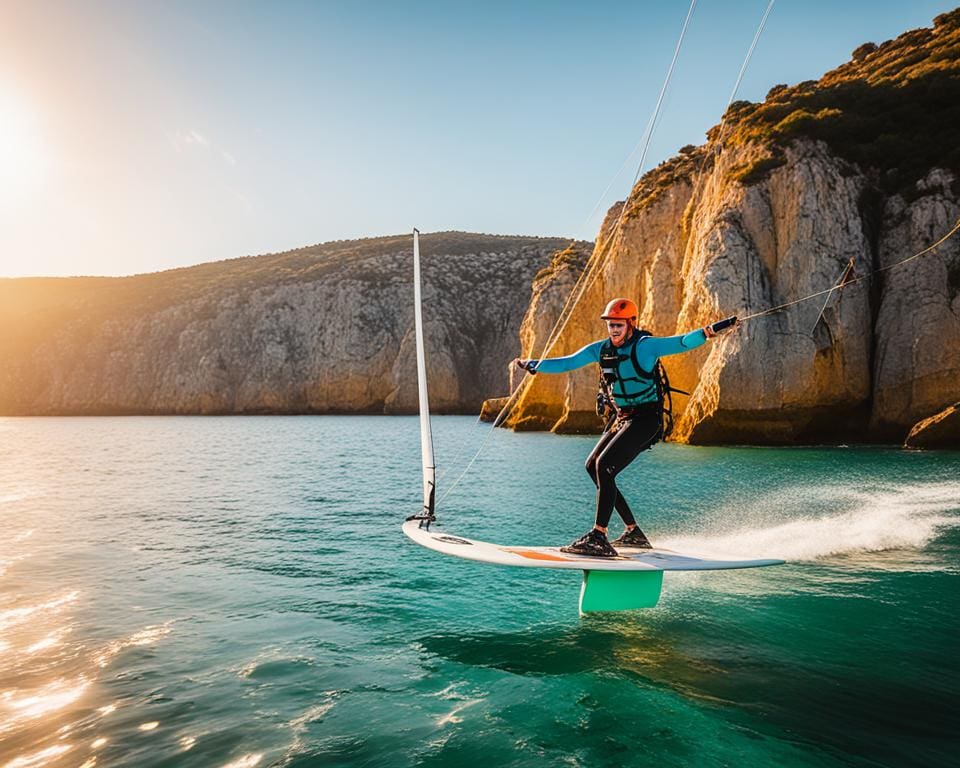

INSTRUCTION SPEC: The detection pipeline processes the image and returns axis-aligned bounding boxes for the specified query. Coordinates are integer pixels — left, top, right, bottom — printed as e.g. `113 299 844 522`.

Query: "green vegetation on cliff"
726 9 960 190
625 8 960 214
532 242 591 284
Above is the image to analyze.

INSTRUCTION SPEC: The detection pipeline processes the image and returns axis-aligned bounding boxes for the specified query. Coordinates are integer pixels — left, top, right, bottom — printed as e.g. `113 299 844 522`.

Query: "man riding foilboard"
514 298 739 557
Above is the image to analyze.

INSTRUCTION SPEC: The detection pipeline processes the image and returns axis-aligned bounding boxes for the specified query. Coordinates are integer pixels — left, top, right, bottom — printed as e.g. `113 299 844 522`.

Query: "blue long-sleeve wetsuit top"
531 329 707 408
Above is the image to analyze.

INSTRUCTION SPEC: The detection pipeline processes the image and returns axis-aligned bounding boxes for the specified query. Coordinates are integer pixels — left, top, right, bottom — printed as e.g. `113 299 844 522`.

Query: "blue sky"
0 0 955 276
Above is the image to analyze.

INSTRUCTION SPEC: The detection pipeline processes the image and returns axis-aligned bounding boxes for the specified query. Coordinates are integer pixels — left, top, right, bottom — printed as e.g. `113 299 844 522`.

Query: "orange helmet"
600 298 638 321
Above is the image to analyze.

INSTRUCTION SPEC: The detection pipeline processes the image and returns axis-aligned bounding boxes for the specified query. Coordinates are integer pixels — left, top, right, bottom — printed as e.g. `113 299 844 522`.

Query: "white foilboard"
402 519 784 572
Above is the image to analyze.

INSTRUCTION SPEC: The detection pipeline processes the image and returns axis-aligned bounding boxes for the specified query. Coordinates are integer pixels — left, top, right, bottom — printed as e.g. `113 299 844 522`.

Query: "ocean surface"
0 416 957 768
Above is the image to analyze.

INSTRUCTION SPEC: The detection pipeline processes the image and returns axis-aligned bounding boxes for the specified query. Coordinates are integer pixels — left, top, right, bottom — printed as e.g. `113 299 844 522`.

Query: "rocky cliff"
506 10 960 446
0 233 589 415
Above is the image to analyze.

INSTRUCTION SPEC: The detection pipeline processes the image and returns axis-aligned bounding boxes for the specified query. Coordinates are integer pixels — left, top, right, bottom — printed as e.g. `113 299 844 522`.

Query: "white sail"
413 229 436 519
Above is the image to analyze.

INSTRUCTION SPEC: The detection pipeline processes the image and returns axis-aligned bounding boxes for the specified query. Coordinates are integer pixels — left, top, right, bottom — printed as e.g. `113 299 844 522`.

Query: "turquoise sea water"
0 416 958 768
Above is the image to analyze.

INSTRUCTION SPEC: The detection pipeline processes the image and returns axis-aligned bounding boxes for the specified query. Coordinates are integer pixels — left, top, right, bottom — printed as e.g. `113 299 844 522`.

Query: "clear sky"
1 0 955 277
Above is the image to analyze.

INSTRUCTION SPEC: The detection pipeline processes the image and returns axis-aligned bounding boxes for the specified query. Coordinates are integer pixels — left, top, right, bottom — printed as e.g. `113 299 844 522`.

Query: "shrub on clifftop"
723 9 960 191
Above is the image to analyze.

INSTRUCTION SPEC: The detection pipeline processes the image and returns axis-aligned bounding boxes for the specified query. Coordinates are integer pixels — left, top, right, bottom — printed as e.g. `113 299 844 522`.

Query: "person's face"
606 319 630 346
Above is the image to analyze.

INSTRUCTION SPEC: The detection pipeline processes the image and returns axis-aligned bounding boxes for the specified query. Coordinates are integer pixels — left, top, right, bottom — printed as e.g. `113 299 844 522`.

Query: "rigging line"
726 0 774 121
533 0 699 366
574 137 651 243
438 363 520 483
437 367 516 483
687 0 775 212
436 367 533 505
574 0 703 242
741 217 960 321
532 210 623 365
437 364 535 505
811 257 854 331
436 434 473 482
437 0 699 506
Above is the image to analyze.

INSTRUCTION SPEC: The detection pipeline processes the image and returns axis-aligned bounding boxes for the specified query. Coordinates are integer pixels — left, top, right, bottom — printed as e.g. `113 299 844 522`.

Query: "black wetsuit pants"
585 405 661 529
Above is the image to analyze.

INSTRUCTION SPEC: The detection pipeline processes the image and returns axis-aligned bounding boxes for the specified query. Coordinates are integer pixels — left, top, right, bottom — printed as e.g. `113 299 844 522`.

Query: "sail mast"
413 228 436 522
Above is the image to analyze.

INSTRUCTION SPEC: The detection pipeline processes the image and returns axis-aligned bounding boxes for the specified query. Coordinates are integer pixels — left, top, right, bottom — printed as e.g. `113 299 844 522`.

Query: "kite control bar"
709 316 737 334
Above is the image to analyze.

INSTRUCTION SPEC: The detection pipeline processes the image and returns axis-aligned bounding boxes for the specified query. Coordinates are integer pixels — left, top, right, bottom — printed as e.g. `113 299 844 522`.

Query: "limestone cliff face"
508 141 959 445
0 233 587 415
872 172 960 439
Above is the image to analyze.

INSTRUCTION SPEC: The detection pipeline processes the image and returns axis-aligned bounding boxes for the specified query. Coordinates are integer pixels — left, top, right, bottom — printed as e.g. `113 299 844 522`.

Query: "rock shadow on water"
414 620 720 683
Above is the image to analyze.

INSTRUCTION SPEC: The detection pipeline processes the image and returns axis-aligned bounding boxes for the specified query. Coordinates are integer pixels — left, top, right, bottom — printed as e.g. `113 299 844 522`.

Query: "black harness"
596 330 689 439
598 332 657 403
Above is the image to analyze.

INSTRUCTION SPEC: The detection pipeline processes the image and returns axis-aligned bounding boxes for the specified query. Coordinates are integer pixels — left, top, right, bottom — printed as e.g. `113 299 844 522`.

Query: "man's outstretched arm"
514 340 604 375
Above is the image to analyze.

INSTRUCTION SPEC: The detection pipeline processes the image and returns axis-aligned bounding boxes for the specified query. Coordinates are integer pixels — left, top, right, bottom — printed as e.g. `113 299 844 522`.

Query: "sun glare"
0 89 48 205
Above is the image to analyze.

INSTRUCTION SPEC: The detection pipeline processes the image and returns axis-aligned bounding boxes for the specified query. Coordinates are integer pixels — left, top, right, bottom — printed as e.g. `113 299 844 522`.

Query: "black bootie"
560 528 618 558
610 526 653 549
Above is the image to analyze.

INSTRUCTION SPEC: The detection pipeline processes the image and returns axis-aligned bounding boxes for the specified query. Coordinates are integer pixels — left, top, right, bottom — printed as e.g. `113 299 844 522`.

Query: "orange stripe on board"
501 548 571 562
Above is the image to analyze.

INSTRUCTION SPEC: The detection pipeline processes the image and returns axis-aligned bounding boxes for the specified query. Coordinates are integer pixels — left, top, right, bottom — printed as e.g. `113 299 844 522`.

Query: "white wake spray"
660 481 959 565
